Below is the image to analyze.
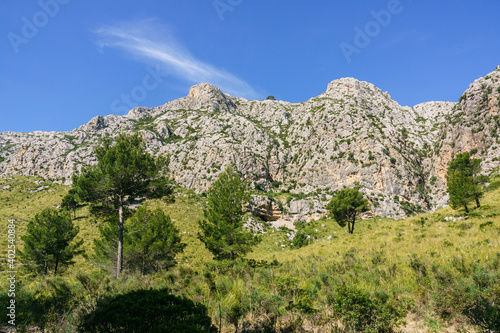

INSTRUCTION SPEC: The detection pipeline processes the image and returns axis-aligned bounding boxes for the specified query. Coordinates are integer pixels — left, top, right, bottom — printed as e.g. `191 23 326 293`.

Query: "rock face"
285 199 327 223
249 195 282 221
1 66 500 219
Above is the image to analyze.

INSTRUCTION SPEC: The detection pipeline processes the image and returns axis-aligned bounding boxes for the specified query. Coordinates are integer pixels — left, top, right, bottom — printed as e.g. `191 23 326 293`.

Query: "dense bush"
292 230 311 248
0 276 80 331
79 289 216 332
329 285 408 332
432 264 500 332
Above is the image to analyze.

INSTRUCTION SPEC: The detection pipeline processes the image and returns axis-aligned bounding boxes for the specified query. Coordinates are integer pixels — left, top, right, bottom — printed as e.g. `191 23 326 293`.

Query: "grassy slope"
0 175 499 331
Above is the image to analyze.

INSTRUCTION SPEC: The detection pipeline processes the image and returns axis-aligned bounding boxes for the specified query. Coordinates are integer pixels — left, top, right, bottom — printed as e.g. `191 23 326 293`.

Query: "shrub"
79 289 216 332
293 230 311 249
1 276 78 331
464 294 500 332
271 180 282 188
329 285 407 332
432 263 500 331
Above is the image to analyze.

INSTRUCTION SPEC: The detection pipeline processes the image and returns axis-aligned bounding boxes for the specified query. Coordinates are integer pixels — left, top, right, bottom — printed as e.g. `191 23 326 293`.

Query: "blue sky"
1 0 499 132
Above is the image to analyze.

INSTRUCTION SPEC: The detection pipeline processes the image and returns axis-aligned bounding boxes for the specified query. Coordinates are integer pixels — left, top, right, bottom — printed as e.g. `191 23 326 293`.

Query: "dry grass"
0 175 499 332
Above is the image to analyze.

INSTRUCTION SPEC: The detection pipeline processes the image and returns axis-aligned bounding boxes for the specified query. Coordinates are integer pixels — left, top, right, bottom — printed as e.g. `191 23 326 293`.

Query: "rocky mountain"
1 66 500 220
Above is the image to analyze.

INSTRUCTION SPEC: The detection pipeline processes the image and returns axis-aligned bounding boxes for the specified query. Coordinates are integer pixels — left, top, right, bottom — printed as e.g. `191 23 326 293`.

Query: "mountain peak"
325 77 378 95
188 83 224 99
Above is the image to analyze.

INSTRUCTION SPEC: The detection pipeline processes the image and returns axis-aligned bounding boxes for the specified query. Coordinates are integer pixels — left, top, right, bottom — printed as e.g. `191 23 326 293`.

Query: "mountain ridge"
1 66 500 220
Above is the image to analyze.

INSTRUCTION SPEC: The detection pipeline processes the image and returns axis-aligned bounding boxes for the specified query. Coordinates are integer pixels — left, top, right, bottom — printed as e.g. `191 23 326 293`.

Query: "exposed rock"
249 195 282 221
244 217 267 235
1 67 500 219
284 199 328 223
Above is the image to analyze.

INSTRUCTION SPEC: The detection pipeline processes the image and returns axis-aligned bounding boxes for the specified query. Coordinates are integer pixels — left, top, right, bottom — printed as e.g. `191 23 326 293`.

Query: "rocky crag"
2 66 500 221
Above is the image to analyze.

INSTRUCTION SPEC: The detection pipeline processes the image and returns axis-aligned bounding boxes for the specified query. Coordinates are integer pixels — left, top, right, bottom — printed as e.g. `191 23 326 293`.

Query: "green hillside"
0 175 499 332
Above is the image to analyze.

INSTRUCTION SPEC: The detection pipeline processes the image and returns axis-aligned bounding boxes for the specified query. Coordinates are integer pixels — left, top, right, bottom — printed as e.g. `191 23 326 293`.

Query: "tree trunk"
475 195 481 208
54 257 59 275
351 218 355 234
116 204 124 278
464 202 469 214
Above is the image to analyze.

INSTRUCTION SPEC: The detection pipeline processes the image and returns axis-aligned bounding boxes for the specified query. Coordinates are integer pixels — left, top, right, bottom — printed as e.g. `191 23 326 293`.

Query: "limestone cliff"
2 66 500 219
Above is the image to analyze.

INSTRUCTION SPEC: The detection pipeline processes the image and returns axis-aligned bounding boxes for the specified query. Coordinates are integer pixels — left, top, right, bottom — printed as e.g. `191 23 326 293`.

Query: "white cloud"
94 19 260 99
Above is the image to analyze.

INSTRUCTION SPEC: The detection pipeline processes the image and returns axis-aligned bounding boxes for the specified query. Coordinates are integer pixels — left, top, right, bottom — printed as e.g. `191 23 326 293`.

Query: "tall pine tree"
73 133 172 277
198 166 259 260
446 151 487 213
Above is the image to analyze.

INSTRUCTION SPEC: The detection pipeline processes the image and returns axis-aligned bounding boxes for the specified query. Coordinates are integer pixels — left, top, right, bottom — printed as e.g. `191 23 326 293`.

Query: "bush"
464 294 500 332
292 230 311 249
79 289 217 332
329 285 407 332
432 263 500 331
271 180 282 188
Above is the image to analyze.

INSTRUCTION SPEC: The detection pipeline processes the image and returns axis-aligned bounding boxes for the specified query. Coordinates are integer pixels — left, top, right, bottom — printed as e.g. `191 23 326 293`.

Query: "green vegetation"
446 151 487 213
21 208 83 275
73 133 173 277
1 170 500 331
125 207 186 275
79 289 216 332
60 188 78 218
326 188 370 234
198 166 260 260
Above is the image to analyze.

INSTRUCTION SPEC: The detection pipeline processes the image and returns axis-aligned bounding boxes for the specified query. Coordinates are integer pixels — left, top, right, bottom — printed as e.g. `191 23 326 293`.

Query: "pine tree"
125 207 186 275
73 133 172 277
446 152 487 212
198 166 259 260
61 188 79 218
470 158 488 208
446 169 473 213
21 208 83 275
327 188 370 234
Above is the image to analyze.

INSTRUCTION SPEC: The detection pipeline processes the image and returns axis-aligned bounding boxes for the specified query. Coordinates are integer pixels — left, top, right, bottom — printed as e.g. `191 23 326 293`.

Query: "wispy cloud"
94 19 260 99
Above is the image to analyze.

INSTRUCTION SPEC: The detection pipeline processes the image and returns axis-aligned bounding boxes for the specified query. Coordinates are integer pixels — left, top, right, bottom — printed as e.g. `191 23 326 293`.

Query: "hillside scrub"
0 176 499 332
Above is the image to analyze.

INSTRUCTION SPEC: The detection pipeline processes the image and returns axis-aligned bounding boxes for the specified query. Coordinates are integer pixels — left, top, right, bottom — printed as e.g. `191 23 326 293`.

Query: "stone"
1 67 500 219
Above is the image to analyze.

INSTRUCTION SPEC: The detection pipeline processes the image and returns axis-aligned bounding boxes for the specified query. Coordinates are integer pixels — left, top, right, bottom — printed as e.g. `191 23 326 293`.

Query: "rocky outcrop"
248 196 328 226
249 195 282 221
284 199 327 223
1 66 500 219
